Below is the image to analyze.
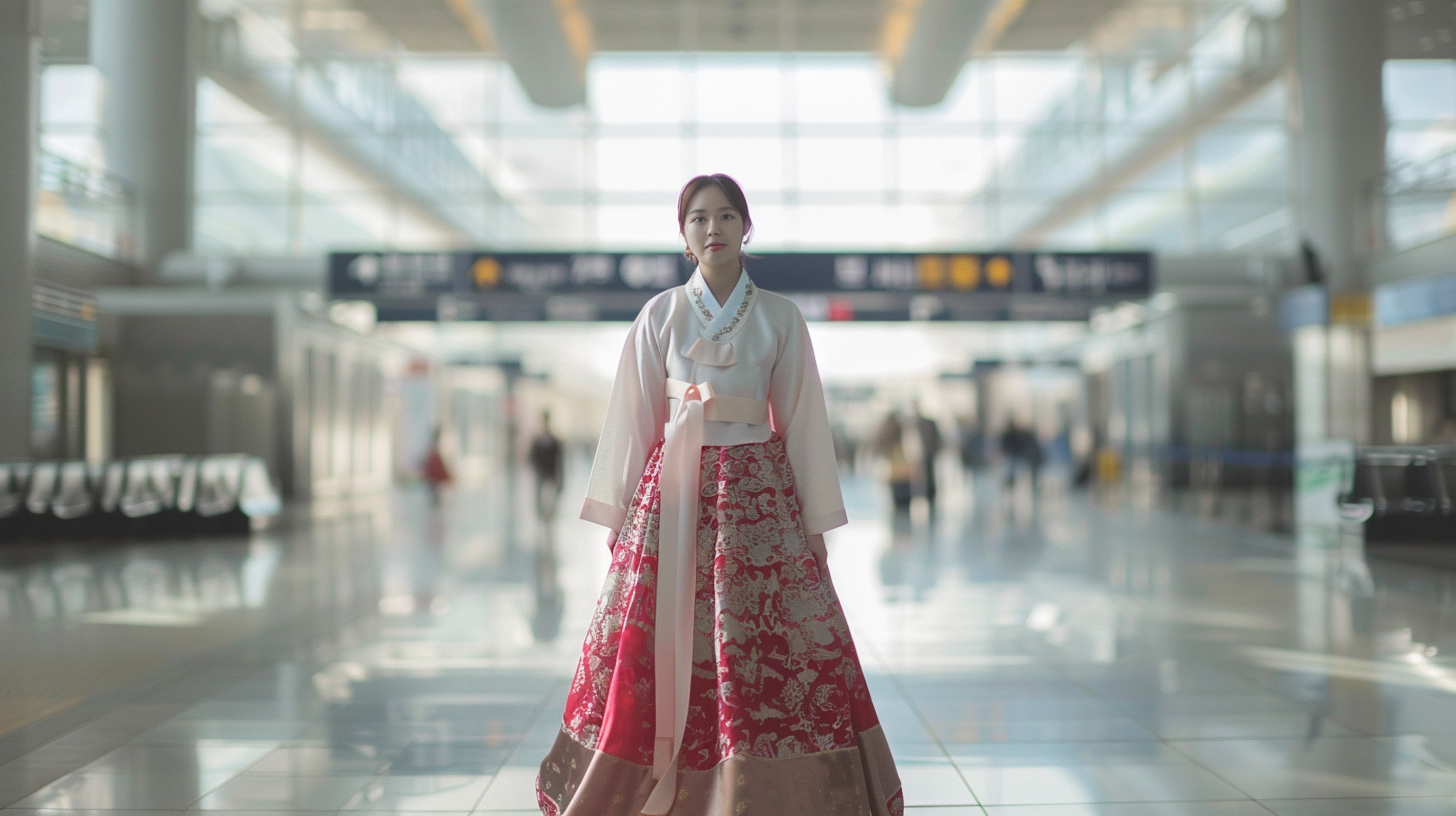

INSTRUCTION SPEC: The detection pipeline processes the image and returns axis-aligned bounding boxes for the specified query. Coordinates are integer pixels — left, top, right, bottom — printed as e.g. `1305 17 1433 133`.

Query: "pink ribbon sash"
642 379 766 815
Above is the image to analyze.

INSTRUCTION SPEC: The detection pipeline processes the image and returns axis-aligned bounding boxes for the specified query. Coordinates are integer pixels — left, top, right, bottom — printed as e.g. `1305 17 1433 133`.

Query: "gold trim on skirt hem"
536 723 904 816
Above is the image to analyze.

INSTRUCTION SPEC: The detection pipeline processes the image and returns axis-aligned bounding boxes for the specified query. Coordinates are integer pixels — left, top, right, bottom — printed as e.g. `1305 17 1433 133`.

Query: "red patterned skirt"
536 436 903 815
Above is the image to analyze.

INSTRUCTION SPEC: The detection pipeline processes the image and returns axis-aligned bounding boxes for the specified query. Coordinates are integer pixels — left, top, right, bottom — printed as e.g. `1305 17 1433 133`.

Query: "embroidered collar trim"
687 269 755 342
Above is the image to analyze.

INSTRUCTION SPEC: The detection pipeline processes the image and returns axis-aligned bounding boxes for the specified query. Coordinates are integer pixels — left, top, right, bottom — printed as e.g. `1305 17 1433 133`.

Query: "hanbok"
536 269 904 816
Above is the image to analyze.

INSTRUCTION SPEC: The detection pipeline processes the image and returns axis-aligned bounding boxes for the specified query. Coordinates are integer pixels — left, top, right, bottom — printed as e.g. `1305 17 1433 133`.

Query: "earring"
684 248 697 262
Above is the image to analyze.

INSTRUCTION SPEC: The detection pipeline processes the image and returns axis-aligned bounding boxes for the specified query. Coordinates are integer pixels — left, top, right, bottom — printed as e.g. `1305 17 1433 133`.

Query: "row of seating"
1338 445 1456 541
0 455 282 541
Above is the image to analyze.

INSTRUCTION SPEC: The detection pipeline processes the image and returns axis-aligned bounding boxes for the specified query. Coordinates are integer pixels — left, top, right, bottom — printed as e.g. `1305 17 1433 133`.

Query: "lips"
706 243 726 251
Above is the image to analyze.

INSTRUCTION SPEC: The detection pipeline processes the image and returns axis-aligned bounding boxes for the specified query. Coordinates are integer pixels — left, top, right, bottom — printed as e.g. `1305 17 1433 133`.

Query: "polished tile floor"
2 460 1456 815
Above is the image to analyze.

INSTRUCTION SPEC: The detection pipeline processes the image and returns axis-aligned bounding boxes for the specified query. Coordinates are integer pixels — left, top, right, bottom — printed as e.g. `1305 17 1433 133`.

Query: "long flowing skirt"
536 436 904 815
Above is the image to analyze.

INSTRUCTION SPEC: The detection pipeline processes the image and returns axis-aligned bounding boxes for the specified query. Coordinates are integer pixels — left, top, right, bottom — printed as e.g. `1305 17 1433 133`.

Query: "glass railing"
1382 150 1456 253
35 151 138 263
989 6 1284 242
199 8 506 244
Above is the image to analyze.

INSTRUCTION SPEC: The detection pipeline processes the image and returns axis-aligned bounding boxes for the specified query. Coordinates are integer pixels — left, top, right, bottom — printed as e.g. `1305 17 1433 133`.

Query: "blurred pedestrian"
1000 418 1043 497
1025 425 1044 494
422 426 451 506
527 410 564 520
874 410 914 511
831 421 856 473
912 402 942 506
957 415 987 472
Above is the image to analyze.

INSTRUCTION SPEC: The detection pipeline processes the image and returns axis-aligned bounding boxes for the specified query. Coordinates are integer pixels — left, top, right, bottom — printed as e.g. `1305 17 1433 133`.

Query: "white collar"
687 267 756 342
691 267 743 318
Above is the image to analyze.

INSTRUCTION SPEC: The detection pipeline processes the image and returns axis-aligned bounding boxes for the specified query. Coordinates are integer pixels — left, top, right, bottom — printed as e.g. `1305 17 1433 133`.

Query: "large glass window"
193 0 1294 255
1383 59 1456 251
37 65 137 260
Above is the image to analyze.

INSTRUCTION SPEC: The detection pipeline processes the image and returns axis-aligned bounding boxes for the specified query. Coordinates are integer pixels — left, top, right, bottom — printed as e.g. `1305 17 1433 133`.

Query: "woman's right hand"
606 530 619 553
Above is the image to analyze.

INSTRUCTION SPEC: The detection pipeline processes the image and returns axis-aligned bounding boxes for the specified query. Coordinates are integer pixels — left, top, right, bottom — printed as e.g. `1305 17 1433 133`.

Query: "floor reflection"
2 461 1456 813
530 522 564 645
0 540 283 624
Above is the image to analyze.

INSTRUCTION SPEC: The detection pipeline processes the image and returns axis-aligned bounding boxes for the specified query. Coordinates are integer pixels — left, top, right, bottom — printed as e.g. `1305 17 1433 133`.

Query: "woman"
536 175 904 816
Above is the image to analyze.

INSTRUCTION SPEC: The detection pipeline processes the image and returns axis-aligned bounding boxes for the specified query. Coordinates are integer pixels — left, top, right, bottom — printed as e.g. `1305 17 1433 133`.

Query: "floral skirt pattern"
536 436 903 816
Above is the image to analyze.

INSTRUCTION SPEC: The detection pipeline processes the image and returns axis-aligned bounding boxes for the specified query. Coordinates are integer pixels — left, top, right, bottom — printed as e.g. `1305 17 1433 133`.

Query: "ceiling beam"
886 0 998 107
473 0 589 107
972 0 1033 54
443 0 496 51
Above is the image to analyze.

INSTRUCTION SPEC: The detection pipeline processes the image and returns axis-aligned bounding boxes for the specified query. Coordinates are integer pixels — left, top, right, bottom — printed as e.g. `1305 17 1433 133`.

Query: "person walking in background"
422 426 452 506
998 419 1020 489
957 415 987 473
1024 422 1045 496
1000 417 1043 498
831 421 856 474
527 410 564 520
874 410 915 512
912 402 942 507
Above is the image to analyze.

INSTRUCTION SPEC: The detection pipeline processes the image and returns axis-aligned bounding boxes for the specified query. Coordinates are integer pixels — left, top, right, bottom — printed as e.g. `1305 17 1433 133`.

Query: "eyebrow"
688 207 736 214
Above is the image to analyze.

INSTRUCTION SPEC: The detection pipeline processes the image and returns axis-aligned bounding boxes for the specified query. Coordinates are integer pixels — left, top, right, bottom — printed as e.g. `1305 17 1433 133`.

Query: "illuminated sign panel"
328 251 1154 321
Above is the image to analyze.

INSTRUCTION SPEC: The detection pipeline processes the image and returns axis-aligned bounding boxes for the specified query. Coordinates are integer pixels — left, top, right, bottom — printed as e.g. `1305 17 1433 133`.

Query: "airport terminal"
2 0 1456 813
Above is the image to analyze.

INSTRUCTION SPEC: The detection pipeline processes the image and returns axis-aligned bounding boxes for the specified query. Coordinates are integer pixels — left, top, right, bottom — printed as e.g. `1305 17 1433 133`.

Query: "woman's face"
682 184 745 269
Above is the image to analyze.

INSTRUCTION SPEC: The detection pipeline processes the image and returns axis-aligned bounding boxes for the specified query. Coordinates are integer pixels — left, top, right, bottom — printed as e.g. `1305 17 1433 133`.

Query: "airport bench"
0 455 281 541
1338 445 1456 542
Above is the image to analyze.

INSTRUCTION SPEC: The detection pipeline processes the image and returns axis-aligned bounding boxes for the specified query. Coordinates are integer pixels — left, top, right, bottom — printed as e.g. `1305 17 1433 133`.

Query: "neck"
699 260 742 307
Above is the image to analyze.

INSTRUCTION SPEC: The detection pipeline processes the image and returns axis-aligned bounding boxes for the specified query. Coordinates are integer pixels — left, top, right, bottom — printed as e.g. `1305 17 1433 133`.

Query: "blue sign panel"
1278 285 1327 331
1375 273 1456 327
328 250 1155 321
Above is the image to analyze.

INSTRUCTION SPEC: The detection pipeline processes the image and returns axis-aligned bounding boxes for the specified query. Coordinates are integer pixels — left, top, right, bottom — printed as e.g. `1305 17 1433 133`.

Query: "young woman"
536 175 904 816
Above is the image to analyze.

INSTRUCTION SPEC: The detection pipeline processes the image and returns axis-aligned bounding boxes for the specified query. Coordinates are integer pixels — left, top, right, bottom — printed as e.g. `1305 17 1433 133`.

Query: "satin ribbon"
642 380 766 815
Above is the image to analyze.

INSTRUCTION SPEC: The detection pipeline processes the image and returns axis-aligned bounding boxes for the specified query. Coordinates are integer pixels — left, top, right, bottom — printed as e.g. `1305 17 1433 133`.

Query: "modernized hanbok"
536 267 904 816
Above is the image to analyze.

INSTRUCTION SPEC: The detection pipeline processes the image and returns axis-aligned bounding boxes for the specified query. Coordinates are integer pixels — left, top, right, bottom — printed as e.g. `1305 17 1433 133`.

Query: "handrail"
35 151 139 263
1376 148 1456 253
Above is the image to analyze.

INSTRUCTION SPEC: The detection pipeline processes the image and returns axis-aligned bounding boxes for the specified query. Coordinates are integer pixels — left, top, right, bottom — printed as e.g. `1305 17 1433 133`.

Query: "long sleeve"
768 312 848 536
581 308 669 531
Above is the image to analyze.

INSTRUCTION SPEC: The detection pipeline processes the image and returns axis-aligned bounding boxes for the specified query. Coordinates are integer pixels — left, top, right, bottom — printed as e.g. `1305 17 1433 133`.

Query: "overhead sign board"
329 250 1154 322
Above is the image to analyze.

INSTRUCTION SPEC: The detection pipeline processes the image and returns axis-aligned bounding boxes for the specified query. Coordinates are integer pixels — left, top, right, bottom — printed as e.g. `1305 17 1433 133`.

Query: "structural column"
91 0 196 275
0 1 38 459
1286 0 1386 446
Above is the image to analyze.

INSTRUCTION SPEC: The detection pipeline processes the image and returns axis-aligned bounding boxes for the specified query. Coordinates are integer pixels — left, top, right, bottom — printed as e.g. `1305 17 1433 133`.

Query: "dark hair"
676 174 754 252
